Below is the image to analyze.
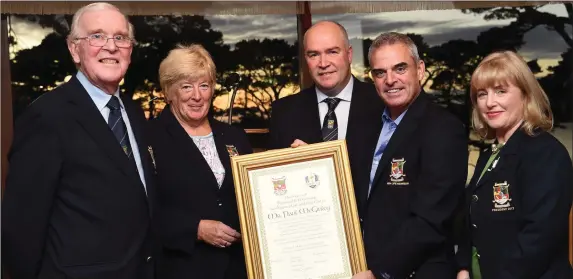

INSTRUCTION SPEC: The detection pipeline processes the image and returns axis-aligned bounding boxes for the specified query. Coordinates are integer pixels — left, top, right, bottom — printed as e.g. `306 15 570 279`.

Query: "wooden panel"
1 15 13 199
1 14 14 279
296 1 312 90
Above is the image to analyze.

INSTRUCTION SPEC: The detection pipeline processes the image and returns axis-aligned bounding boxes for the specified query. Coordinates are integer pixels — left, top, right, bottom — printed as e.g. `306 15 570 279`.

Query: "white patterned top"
190 133 225 187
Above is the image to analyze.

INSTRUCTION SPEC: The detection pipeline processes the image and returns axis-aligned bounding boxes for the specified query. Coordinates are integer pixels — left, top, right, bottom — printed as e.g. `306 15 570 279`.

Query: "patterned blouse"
189 133 225 187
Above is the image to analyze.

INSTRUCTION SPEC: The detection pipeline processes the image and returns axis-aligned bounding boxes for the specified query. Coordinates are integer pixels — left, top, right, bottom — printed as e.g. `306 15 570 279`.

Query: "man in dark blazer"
2 3 156 279
352 33 468 279
269 21 383 203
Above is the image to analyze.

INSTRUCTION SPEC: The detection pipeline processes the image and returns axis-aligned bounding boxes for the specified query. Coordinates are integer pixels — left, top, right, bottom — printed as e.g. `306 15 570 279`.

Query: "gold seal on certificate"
231 140 367 279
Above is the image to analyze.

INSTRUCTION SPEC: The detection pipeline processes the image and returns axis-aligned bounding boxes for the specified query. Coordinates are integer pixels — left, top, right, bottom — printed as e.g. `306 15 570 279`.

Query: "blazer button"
472 195 478 202
146 256 152 262
472 223 478 228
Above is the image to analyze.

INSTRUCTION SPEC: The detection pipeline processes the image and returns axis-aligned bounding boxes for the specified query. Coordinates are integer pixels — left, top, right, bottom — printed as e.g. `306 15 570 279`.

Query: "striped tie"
321 98 341 141
107 96 133 158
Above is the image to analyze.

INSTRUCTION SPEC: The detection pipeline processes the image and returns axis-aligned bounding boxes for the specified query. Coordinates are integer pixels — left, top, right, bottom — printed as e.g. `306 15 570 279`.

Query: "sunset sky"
6 2 571 153
206 3 569 74
10 3 569 66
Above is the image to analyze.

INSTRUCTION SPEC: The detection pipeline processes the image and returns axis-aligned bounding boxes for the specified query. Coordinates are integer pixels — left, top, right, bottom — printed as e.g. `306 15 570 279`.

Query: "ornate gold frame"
231 140 367 278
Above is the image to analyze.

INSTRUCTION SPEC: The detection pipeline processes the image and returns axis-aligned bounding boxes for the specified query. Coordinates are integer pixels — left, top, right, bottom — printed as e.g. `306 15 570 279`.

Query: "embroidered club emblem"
492 181 512 208
226 145 239 157
390 158 406 182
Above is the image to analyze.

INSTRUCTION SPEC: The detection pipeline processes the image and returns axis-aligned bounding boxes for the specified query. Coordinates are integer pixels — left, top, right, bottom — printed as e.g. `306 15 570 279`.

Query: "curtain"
1 1 553 15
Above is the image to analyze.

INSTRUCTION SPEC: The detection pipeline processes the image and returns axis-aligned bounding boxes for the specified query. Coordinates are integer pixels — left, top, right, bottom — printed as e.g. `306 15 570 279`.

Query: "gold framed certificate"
231 140 367 279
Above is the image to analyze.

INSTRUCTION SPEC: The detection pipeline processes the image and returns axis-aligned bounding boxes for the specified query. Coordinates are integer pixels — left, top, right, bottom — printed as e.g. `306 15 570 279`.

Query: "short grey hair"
368 32 420 63
68 2 134 41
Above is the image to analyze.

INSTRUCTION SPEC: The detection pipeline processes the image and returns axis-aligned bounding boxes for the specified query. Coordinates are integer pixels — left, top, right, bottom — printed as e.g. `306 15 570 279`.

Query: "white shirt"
316 77 354 140
76 71 147 194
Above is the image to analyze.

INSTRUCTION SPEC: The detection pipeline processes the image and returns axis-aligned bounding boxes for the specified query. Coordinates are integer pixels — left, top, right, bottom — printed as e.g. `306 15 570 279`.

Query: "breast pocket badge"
226 145 239 157
387 158 409 186
492 181 514 211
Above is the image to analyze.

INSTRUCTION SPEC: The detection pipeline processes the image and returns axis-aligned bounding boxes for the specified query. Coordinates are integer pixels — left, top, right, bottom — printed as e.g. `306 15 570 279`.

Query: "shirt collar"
76 71 122 111
316 76 354 103
382 107 408 125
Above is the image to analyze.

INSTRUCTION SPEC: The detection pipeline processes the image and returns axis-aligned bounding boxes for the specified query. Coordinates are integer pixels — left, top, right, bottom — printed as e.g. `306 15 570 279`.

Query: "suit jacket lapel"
346 81 374 146
346 80 383 207
302 87 324 143
162 108 220 192
370 93 428 193
468 149 490 189
211 121 234 191
64 77 139 180
474 130 523 190
122 97 155 207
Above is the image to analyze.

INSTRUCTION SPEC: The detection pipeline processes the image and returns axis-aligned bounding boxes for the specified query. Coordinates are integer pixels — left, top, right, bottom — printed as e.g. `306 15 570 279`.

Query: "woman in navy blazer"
150 44 252 279
456 51 572 279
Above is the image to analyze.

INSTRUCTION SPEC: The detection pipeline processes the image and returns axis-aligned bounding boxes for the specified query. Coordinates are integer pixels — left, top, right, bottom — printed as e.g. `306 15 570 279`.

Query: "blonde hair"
470 50 553 139
68 2 134 41
158 44 217 100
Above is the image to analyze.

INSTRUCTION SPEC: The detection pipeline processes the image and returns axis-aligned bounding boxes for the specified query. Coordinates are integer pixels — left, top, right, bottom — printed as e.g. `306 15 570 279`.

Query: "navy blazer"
457 129 573 279
2 76 156 279
149 107 253 279
268 78 384 212
363 93 468 279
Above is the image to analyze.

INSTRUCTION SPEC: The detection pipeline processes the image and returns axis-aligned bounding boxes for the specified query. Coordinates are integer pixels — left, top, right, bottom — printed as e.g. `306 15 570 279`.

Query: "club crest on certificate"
272 176 287 196
305 173 320 188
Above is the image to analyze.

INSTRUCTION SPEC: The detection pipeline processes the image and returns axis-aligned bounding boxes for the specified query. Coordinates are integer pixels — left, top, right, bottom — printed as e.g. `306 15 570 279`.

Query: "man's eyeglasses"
75 33 133 48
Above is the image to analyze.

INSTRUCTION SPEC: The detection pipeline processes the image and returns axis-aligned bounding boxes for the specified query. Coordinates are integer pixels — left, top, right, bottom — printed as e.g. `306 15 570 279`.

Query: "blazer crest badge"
390 158 406 181
492 181 514 211
226 145 239 157
388 158 408 186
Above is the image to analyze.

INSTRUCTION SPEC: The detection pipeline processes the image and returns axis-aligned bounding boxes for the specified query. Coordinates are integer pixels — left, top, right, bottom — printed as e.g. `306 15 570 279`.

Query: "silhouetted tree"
539 48 572 124
9 15 233 119
465 3 572 124
230 38 299 123
464 3 572 48
10 33 76 116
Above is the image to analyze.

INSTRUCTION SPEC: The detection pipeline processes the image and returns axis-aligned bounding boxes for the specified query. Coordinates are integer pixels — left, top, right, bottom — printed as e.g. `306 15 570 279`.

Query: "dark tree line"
7 3 572 129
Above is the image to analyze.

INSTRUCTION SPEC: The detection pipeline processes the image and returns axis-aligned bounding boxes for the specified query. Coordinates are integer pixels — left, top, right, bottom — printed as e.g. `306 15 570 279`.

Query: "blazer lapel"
474 130 523 190
122 97 155 206
370 93 428 194
346 80 380 147
64 77 139 179
346 80 384 207
301 87 324 143
468 148 490 189
211 121 234 191
162 108 220 192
